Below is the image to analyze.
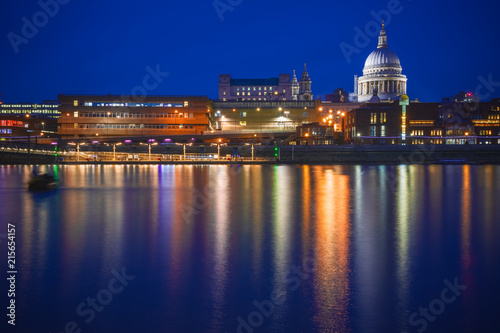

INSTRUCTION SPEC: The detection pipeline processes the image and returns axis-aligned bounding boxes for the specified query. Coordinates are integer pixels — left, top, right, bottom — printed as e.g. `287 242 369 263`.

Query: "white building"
354 23 407 103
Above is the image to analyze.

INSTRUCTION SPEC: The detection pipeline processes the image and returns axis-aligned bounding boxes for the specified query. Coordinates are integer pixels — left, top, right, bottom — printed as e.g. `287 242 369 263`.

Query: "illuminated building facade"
295 122 336 145
0 115 58 138
218 67 313 102
218 74 292 101
211 100 320 133
57 94 211 139
344 99 500 145
0 101 60 119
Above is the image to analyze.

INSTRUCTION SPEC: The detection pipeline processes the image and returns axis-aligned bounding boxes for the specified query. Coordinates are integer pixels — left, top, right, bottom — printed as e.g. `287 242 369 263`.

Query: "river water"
0 164 499 333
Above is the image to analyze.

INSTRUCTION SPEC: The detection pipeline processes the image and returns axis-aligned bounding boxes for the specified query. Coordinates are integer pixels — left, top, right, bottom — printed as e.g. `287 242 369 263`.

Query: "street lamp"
69 142 86 161
140 141 158 161
341 112 346 144
107 112 111 140
174 110 178 135
257 108 261 133
113 142 122 160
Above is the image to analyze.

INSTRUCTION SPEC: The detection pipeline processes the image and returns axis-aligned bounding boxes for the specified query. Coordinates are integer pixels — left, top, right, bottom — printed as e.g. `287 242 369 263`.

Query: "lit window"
381 125 386 137
381 112 386 123
74 100 78 106
240 121 247 126
184 101 189 107
74 111 79 118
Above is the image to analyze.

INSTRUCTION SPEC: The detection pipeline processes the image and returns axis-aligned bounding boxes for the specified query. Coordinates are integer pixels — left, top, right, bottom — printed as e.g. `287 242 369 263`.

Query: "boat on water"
28 173 57 192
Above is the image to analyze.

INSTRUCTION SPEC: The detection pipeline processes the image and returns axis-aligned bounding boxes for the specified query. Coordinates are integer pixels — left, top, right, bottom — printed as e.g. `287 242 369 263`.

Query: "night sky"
1 0 499 103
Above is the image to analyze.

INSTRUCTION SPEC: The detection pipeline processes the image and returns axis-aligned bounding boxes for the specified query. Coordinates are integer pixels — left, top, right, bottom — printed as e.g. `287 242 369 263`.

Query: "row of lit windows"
430 130 443 136
240 98 286 101
1 104 57 108
214 111 308 118
78 112 194 118
236 87 273 91
488 114 500 120
369 125 386 136
1 110 60 114
74 124 194 129
237 91 281 96
0 120 24 127
0 129 13 134
1 105 58 110
411 130 424 136
77 101 186 108
479 130 493 135
370 112 387 124
478 140 500 144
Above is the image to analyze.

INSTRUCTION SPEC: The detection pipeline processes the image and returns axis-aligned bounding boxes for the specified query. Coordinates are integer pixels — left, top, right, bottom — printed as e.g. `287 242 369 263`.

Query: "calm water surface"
0 164 499 333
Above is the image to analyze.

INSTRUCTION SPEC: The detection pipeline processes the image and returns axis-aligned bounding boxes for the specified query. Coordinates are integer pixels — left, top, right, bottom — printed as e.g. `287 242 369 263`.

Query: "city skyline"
1 0 500 103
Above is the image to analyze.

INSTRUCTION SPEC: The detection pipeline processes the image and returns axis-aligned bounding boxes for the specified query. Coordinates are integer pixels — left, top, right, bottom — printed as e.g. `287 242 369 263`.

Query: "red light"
468 93 471 97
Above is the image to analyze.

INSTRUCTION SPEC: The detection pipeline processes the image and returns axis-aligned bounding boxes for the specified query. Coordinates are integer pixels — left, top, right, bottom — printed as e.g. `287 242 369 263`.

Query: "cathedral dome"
364 48 401 71
362 22 402 75
354 22 408 103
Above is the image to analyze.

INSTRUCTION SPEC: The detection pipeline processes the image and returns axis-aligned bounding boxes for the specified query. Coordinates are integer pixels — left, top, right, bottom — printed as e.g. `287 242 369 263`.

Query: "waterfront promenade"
2 142 500 164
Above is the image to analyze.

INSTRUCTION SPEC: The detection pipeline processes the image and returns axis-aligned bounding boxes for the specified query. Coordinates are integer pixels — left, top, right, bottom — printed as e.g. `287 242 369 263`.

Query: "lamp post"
341 112 345 144
218 139 221 159
257 108 261 133
113 142 122 160
69 142 85 161
107 112 111 140
174 110 178 135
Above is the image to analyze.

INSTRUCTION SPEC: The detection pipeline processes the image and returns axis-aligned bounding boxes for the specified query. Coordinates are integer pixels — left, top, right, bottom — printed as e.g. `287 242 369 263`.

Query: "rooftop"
230 78 280 86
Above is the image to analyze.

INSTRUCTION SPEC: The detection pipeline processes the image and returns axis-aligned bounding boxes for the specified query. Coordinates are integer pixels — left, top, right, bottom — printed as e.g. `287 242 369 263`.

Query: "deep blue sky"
1 0 499 103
